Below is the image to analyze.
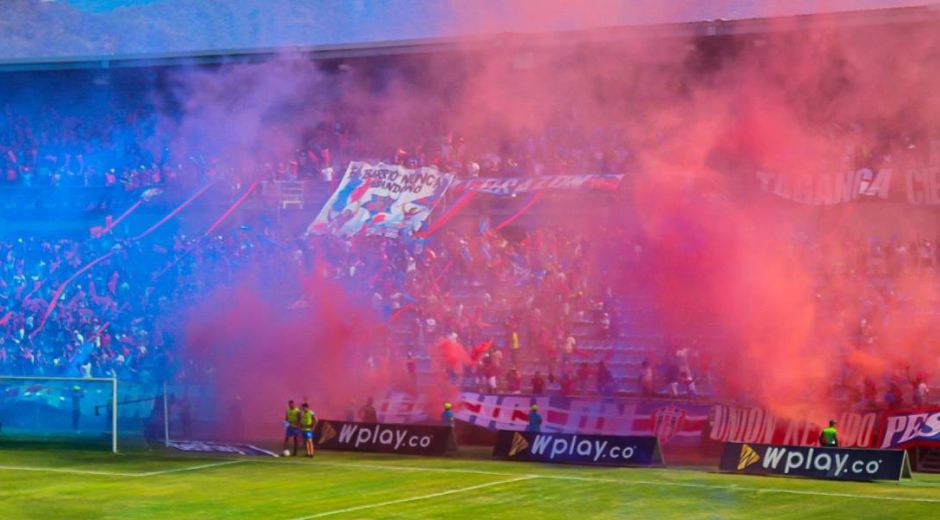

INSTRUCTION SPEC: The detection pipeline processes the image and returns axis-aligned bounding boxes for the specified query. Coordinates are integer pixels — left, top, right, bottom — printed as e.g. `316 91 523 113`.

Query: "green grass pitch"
1 445 939 518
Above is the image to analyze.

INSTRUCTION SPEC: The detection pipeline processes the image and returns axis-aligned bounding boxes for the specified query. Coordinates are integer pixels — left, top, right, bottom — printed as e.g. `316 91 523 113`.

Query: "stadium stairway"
392 289 715 398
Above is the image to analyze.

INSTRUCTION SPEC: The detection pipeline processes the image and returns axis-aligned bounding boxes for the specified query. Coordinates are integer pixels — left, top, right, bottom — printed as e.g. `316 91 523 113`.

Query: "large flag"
307 161 454 237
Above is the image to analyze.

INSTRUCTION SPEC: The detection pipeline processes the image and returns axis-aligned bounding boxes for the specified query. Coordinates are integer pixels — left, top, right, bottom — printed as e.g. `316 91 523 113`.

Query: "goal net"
0 376 117 452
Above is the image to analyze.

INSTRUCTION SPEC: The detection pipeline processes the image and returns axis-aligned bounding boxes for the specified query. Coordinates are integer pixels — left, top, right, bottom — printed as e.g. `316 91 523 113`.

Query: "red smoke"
182 268 397 440
169 5 940 434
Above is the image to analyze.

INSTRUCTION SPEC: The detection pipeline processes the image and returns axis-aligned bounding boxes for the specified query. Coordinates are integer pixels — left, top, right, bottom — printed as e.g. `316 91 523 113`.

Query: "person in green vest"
819 419 839 447
283 400 301 456
301 402 318 458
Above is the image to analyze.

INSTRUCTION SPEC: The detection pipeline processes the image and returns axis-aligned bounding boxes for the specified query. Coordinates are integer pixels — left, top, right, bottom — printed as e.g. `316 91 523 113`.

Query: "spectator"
358 397 378 423
559 370 576 395
639 359 655 397
596 361 615 396
506 366 522 394
531 371 545 395
576 362 591 395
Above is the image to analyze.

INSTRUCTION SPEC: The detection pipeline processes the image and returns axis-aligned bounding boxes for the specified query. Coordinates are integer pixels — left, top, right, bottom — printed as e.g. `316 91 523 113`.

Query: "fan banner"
708 404 880 448
456 174 623 195
879 407 940 449
307 161 454 237
455 393 708 446
755 164 940 205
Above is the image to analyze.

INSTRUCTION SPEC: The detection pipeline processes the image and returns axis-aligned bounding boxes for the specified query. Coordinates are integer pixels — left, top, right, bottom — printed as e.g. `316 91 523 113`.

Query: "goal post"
0 375 118 453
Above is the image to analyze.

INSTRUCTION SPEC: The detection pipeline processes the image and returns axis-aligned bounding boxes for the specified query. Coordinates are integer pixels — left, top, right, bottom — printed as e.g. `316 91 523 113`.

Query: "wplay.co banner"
719 442 911 482
307 161 453 237
314 420 453 456
880 407 940 449
493 430 664 467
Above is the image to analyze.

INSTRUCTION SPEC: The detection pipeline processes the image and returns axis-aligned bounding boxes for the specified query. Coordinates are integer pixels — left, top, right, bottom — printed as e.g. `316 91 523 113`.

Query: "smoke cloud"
146 3 940 438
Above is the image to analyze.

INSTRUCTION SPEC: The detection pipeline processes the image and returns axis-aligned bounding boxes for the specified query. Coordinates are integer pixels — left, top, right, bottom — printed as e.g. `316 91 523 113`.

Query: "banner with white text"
879 407 940 449
756 165 940 206
720 442 911 482
493 430 664 467
308 162 454 237
456 393 708 446
314 419 452 456
708 404 879 448
457 174 623 196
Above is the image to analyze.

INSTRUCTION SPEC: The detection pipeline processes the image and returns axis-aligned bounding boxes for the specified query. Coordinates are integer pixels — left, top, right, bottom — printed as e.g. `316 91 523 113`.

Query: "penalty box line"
240 458 940 505
0 459 244 478
289 475 536 519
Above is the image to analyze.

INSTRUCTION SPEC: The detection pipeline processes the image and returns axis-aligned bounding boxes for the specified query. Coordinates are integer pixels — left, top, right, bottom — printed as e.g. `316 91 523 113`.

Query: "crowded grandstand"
2 1 940 518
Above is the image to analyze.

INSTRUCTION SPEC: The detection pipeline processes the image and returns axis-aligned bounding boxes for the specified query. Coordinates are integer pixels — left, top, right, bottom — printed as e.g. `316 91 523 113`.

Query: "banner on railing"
455 393 708 446
307 162 453 237
493 430 664 467
879 407 940 449
708 404 879 448
719 442 911 481
457 174 623 196
756 164 940 206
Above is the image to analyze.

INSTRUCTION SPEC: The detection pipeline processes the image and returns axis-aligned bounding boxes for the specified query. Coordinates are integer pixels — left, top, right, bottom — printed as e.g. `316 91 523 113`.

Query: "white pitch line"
0 460 245 478
138 459 245 476
0 465 139 478
541 474 940 504
237 458 940 504
290 475 535 519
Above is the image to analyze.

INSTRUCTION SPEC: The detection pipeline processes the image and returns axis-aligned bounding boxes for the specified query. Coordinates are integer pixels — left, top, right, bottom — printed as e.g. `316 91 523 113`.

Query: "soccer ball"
282 450 291 457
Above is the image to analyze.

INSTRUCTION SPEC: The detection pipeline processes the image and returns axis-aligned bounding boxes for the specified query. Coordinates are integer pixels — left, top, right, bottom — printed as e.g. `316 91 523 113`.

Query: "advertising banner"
307 161 453 237
167 440 277 457
719 442 911 482
314 420 453 456
708 404 879 448
493 430 664 467
879 407 940 449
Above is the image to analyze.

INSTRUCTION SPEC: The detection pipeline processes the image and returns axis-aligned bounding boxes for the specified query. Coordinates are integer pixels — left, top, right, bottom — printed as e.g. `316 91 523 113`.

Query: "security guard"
819 419 839 447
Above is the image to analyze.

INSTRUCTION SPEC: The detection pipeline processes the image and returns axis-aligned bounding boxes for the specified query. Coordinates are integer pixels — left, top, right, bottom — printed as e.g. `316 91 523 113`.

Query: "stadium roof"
2 0 939 69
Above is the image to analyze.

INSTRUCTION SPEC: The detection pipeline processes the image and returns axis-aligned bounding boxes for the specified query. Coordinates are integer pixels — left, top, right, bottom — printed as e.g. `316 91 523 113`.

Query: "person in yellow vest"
301 402 318 458
441 402 455 426
283 400 301 456
819 419 839 447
